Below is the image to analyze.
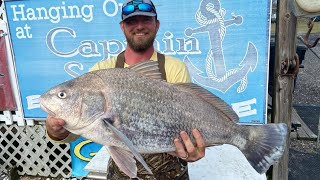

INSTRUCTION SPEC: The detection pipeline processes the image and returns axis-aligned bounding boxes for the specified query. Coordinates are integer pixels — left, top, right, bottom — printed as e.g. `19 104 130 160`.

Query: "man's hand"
45 115 70 141
169 129 206 162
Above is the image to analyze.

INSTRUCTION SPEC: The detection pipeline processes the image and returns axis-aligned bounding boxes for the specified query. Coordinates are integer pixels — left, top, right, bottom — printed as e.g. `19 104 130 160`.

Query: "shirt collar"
123 51 158 67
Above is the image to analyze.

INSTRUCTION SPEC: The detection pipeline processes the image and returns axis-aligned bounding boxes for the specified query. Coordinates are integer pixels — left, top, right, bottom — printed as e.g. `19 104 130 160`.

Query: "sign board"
0 30 16 111
4 0 271 177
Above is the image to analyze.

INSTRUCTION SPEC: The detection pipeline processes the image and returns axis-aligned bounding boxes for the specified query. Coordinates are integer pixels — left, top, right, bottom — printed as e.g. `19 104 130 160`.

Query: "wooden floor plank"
293 107 318 141
291 108 302 128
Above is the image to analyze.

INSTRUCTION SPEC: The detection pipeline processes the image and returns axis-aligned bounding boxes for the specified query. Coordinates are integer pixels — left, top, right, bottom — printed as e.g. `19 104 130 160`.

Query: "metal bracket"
302 18 320 48
0 32 7 37
297 17 320 60
281 54 300 77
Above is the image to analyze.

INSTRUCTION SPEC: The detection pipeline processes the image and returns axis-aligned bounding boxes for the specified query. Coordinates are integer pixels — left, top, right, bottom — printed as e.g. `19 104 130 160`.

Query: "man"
46 0 206 179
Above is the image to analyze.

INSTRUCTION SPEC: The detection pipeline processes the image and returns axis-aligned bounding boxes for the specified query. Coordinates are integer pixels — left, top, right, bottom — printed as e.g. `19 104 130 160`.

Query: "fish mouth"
40 104 56 117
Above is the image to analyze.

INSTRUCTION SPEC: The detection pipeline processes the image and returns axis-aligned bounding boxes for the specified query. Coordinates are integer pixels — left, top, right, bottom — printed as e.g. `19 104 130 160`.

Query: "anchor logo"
184 0 258 93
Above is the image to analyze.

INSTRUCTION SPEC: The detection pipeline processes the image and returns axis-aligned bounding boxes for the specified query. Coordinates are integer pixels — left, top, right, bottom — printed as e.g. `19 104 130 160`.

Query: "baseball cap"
121 0 157 21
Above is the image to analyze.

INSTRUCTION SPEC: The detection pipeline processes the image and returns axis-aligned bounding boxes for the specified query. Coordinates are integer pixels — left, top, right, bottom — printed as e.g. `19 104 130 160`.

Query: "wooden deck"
291 107 318 141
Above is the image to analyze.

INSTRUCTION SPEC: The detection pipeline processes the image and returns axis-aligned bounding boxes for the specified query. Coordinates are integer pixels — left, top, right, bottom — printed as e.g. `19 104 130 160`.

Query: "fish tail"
235 123 288 174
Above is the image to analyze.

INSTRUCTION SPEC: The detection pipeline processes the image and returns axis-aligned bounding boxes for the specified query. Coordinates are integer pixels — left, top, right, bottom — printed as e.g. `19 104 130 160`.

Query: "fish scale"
93 69 239 151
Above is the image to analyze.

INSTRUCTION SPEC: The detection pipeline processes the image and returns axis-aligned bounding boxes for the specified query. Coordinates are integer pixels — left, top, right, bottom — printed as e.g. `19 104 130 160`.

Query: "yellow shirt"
48 51 191 143
90 51 191 83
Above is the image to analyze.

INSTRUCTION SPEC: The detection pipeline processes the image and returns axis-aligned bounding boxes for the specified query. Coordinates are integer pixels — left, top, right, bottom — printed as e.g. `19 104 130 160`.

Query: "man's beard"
125 31 156 52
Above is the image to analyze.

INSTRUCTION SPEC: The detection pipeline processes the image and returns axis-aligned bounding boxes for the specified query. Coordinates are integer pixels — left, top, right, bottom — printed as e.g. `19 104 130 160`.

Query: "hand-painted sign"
4 0 271 177
0 30 16 111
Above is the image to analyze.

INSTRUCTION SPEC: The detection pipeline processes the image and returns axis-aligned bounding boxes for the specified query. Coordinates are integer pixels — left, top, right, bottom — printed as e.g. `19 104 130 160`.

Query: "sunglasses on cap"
122 3 155 15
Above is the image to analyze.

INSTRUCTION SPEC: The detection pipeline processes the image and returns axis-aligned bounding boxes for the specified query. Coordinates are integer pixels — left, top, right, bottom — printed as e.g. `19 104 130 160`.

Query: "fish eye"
57 91 67 99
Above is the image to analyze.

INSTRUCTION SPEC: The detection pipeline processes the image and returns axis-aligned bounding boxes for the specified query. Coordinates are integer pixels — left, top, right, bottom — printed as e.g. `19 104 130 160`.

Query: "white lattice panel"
0 1 71 178
0 123 72 178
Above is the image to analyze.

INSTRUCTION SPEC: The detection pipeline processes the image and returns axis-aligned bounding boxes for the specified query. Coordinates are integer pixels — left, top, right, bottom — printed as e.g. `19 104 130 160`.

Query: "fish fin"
174 83 239 122
237 123 288 174
128 60 163 80
103 119 153 176
107 146 138 178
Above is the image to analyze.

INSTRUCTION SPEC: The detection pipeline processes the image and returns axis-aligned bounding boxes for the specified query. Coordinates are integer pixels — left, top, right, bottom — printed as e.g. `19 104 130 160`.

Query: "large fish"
40 60 288 178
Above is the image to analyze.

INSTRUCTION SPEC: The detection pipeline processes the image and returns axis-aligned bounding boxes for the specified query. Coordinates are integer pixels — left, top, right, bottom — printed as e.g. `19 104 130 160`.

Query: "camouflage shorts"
106 153 189 180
